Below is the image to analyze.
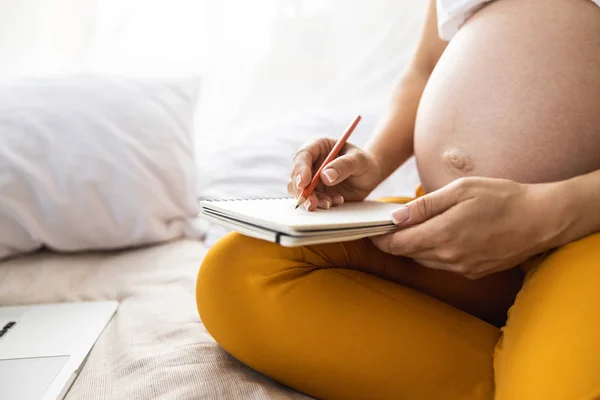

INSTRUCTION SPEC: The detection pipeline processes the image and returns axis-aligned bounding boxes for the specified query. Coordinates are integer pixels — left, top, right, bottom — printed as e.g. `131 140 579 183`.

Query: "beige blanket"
0 239 311 399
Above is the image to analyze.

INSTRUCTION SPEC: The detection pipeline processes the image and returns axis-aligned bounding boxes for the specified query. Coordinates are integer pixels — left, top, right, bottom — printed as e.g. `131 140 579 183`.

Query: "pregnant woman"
197 0 600 398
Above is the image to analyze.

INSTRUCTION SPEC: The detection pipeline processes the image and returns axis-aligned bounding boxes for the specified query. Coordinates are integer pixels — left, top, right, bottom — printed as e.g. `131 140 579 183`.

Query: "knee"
196 233 263 319
196 233 295 340
538 232 600 280
559 232 600 258
197 232 256 288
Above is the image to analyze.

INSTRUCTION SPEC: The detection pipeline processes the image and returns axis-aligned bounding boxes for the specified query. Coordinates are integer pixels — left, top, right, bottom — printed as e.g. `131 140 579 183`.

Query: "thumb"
320 152 369 186
391 184 461 226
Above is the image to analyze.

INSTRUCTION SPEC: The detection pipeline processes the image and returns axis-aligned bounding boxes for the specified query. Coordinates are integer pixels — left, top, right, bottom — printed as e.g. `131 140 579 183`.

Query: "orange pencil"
295 114 362 209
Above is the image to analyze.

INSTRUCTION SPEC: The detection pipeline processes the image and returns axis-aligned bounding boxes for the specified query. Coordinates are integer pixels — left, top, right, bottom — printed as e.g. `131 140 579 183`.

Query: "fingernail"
318 199 331 209
391 206 410 224
304 197 312 210
296 174 302 187
322 169 338 184
332 195 344 205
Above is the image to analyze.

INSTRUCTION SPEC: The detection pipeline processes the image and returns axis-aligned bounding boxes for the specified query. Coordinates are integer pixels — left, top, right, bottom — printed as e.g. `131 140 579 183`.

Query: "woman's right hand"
288 137 383 211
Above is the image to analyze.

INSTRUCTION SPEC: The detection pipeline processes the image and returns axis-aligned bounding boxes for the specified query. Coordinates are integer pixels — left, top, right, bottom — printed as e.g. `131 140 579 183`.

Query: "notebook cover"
198 197 401 234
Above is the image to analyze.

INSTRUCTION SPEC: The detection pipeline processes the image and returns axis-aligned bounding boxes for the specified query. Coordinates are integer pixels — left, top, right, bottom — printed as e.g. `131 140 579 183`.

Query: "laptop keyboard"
0 322 16 338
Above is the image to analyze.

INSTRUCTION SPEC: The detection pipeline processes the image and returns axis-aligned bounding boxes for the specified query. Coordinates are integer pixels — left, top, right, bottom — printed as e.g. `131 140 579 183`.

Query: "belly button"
443 149 474 173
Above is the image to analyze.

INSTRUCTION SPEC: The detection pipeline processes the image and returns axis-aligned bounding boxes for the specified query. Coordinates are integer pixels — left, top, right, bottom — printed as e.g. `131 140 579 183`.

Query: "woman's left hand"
371 177 564 279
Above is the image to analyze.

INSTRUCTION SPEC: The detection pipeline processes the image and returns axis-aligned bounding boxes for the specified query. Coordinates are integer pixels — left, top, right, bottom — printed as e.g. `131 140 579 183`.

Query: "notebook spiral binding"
198 196 294 202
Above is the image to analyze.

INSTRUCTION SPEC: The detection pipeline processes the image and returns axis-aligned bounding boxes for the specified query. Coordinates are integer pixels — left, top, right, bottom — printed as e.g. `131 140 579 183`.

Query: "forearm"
364 0 446 183
539 169 600 248
364 69 430 181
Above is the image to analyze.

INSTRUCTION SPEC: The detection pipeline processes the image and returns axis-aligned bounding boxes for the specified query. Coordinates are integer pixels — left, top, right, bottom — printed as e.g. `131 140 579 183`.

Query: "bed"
0 239 311 399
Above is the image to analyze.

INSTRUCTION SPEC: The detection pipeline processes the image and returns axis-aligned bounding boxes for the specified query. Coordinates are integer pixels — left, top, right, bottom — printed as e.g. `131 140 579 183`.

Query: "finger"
291 148 315 195
370 229 435 256
331 194 344 207
370 233 401 255
397 241 462 263
390 179 470 226
287 179 294 196
411 258 451 272
316 193 332 210
319 151 369 186
413 258 477 279
304 192 320 211
371 214 453 255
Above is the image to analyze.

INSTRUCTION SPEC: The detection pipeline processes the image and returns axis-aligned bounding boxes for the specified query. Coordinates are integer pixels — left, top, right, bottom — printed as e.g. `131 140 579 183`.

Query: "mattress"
0 239 311 399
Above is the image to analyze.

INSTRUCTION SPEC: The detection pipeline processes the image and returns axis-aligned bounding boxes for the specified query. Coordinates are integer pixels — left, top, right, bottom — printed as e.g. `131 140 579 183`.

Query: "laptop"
0 301 118 400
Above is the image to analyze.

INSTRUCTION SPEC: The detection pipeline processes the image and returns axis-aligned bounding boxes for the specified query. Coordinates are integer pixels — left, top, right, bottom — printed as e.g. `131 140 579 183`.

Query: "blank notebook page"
201 198 402 231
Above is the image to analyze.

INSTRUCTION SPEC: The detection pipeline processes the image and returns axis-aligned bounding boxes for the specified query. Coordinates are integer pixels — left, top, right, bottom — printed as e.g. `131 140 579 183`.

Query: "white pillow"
0 75 201 260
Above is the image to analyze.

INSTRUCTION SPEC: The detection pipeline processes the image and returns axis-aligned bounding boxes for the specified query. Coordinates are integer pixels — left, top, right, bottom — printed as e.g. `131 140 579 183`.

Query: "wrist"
365 146 410 183
367 151 388 186
561 173 600 241
529 175 598 250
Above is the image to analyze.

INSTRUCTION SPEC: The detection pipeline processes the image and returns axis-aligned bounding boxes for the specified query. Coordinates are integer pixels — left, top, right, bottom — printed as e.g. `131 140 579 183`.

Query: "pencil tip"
295 196 306 209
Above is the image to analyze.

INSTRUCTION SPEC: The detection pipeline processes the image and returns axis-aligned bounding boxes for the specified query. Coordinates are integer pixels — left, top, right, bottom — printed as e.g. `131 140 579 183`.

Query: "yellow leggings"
196 197 600 400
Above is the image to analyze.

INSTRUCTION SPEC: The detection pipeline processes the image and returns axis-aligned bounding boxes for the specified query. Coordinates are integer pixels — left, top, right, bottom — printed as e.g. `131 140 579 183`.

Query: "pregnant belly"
414 0 600 193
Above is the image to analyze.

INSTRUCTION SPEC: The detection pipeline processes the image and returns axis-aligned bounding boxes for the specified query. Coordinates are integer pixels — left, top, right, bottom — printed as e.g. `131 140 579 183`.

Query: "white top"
436 0 491 41
438 0 600 41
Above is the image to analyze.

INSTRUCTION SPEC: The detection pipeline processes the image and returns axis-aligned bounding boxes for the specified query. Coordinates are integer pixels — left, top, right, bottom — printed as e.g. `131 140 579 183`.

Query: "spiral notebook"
198 197 402 246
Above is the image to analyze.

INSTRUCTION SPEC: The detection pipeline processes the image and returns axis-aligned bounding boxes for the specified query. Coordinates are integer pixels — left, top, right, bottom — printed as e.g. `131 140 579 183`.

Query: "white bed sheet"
0 239 311 399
